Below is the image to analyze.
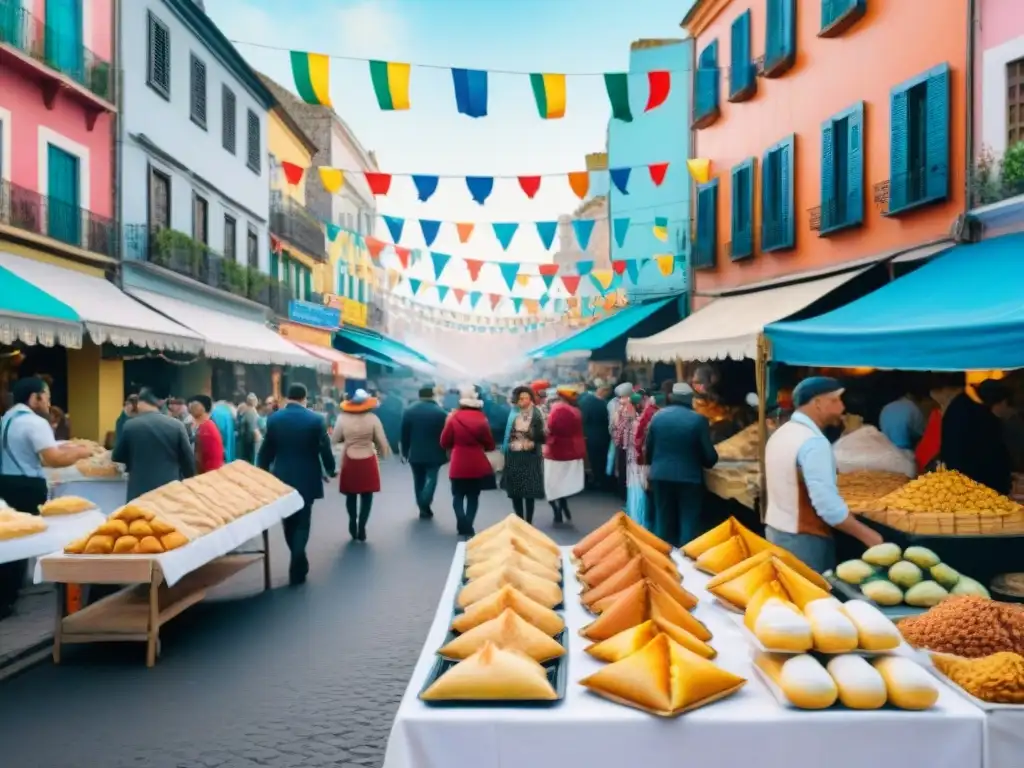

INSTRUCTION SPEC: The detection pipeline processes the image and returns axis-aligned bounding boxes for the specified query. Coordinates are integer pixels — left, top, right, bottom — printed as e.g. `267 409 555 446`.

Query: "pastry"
826 655 887 709
0 509 48 540
578 527 676 576
39 496 95 516
580 634 745 717
709 556 830 611
583 555 697 612
456 565 563 609
111 504 156 523
752 598 813 652
128 519 154 538
755 653 838 709
681 516 770 561
772 559 831 609
471 515 560 556
420 642 557 701
452 584 564 636
95 519 129 538
83 534 114 554
113 535 139 554
694 535 750 574
439 608 565 662
591 566 698 614
805 599 859 653
464 551 561 583
580 579 711 642
571 511 673 559
465 533 561 571
137 536 165 554
705 547 831 594
160 531 188 551
150 517 178 536
63 536 88 554
872 656 938 710
841 600 902 651
585 618 716 663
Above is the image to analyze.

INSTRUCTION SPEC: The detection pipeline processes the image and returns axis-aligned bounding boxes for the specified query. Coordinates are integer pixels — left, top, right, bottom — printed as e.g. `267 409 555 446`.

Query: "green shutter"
779 137 794 249
821 0 866 36
303 267 312 300
889 87 910 213
695 182 718 268
270 251 279 281
925 64 950 203
730 161 753 259
820 120 836 232
46 144 80 246
847 102 865 225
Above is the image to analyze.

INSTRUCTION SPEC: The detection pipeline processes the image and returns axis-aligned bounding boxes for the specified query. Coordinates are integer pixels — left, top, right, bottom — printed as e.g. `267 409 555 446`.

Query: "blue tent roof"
336 327 432 363
765 234 1024 370
532 298 675 359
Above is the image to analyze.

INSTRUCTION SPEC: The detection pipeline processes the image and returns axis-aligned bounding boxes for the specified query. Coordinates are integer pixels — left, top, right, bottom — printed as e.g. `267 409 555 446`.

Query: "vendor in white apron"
764 376 883 573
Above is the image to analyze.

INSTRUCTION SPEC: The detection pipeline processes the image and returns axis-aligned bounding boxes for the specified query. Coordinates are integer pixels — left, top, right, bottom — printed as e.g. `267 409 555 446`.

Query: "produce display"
873 469 1022 516
707 554 832 612
712 423 759 462
835 543 989 608
0 508 48 540
837 470 910 509
897 595 1024 657
62 462 293 555
421 642 558 702
932 651 1024 704
38 496 96 517
832 426 916 478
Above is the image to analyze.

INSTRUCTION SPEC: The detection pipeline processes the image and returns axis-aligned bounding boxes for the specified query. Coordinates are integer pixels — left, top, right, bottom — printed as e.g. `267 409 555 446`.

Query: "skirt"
504 450 545 500
451 476 489 496
544 459 584 501
339 454 381 495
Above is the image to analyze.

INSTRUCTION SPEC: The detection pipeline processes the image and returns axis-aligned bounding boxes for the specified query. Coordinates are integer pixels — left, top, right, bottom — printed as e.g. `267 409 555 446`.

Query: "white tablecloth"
0 510 107 565
33 491 304 587
49 477 127 515
383 545 985 768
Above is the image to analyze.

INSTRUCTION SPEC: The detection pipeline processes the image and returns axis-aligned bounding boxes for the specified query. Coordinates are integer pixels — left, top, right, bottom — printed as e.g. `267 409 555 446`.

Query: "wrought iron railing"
0 179 117 257
270 191 327 260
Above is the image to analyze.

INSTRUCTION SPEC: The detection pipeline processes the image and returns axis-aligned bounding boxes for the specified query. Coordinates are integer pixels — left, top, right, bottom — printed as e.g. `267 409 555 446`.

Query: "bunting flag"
653 216 669 242
325 223 341 242
456 222 475 243
365 172 392 196
492 222 518 250
290 51 332 106
407 278 422 295
591 270 615 294
538 264 559 277
436 285 450 302
453 288 466 303
603 73 633 122
687 158 711 184
319 167 344 194
648 162 669 187
612 260 627 275
512 297 524 314
394 246 411 269
412 175 439 202
567 171 589 200
646 71 671 111
383 215 404 243
626 259 645 283
419 219 441 246
470 291 483 308
530 73 567 119
281 161 305 185
387 269 402 289
613 217 630 248
430 252 451 280
524 298 539 314
464 259 484 281
489 293 503 310
466 176 494 204
497 262 519 290
561 275 581 296
535 221 557 250
366 237 386 261
655 254 675 276
610 167 631 195
515 274 531 287
452 68 488 118
540 274 556 290
576 261 594 278
573 219 595 251
370 60 411 110
518 176 541 199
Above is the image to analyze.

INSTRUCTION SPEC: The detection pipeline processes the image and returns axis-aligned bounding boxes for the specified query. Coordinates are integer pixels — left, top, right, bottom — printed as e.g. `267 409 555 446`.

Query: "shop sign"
322 293 344 311
279 321 332 347
288 300 340 330
342 299 368 328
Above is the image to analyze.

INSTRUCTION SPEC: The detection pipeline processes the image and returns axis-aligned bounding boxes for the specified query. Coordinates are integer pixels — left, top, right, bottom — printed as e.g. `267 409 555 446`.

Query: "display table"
46 467 128 516
383 544 985 768
0 510 107 566
34 490 304 667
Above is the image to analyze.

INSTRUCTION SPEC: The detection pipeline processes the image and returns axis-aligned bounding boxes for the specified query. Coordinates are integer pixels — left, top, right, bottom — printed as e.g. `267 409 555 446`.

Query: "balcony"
0 1 115 130
124 225 295 315
0 179 117 259
270 192 328 261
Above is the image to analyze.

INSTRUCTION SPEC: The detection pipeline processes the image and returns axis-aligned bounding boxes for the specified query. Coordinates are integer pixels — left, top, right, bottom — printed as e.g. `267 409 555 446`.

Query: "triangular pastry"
694 535 749 574
680 519 734 560
470 516 559 555
579 528 676 574
704 547 831 593
772 559 831 609
585 618 716 663
708 557 777 610
456 565 562 609
572 511 672 559
577 534 678 590
452 585 564 636
582 555 697 612
465 551 561 584
590 569 698 615
580 579 710 642
744 581 789 631
465 532 562 571
580 634 745 717
439 608 565 662
420 642 557 701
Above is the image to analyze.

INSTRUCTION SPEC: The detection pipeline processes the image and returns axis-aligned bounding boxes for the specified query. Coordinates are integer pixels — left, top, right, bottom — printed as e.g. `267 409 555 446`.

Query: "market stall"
0 505 106 567
45 439 128 514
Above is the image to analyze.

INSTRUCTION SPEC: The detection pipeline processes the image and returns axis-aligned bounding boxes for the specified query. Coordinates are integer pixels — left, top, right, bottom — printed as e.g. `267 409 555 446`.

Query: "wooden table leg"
262 529 272 591
52 583 65 664
145 573 160 668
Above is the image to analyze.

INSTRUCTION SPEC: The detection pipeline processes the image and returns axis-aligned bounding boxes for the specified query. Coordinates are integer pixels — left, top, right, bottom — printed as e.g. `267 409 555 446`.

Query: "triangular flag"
541 274 556 290
573 219 596 251
603 72 633 122
686 158 711 184
612 260 627 275
655 254 676 276
626 259 645 283
512 297 524 314
539 293 550 309
319 167 343 194
648 162 669 187
412 175 439 202
515 274 531 287
366 237 386 261
492 222 518 250
489 293 502 310
535 221 557 250
538 264 559 277
646 71 671 112
383 215 404 243
591 269 615 293
567 171 590 199
518 176 541 199
281 161 305 185
451 68 488 118
419 219 441 247
653 216 669 242
387 269 401 289
470 291 483 308
407 278 422 295
393 246 411 269
610 167 632 195
465 259 484 281
613 217 630 248
466 176 494 204
453 288 467 303
436 285 450 302
430 252 451 280
498 262 519 291
456 222 475 243
325 223 341 242
365 172 392 196
561 275 581 296
524 299 539 314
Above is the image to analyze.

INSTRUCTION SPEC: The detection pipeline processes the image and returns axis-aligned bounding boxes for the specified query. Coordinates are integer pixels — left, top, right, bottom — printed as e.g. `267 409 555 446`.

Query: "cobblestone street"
0 460 619 768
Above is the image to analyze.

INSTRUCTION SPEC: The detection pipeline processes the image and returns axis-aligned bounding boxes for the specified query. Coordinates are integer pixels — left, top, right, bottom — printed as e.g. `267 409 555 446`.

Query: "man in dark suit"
113 388 195 501
645 383 718 547
577 383 611 490
401 386 449 519
258 383 336 586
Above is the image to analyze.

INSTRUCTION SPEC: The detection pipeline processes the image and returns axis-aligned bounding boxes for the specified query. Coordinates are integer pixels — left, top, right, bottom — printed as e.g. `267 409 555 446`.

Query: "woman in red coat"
544 385 586 524
440 386 496 536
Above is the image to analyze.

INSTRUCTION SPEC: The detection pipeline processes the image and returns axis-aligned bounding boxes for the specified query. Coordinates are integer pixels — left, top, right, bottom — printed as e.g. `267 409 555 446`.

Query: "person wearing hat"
332 389 390 541
440 386 497 536
501 385 546 523
400 385 449 519
941 378 1013 495
544 385 586 524
609 382 634 499
764 376 883 573
113 387 196 501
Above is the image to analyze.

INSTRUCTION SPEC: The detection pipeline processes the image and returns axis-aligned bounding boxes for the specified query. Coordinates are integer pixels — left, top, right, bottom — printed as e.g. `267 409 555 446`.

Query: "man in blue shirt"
879 389 926 450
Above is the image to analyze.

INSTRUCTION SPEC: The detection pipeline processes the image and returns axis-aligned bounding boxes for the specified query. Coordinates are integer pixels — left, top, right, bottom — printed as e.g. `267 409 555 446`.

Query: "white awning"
626 272 861 363
126 289 329 371
0 251 203 353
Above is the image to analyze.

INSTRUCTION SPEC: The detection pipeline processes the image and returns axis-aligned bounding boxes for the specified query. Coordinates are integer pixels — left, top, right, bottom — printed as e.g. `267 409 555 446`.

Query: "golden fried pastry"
439 608 565 662
452 585 565 636
0 510 47 540
128 519 154 538
465 533 561 571
84 534 114 554
464 551 561 583
111 504 156 523
420 642 557 702
587 557 697 613
580 634 745 716
456 565 562 609
704 547 831 593
572 511 672 559
137 536 165 554
149 517 177 536
695 535 749 574
580 579 711 642
576 534 678 592
773 559 831 610
63 536 89 554
681 516 771 561
95 519 129 538
160 531 188 551
585 618 716 663
39 496 95 516
113 535 139 554
578 527 676 575
471 514 559 554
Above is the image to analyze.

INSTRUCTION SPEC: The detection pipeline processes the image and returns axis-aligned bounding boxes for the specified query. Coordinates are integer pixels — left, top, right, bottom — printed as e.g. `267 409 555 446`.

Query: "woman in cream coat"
332 389 390 541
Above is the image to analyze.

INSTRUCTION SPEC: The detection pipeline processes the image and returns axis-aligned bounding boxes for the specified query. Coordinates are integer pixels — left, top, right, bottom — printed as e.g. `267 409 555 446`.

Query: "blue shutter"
889 87 910 213
821 0 866 36
780 137 795 249
820 120 836 232
46 144 80 246
766 0 796 76
695 182 717 268
730 166 740 256
847 102 865 225
761 149 772 249
45 0 83 82
694 41 720 126
925 64 950 203
730 11 753 100
270 251 279 281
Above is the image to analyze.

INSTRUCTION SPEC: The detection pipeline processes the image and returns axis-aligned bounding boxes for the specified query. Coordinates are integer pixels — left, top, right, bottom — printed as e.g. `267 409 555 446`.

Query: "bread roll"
756 653 837 709
84 534 114 554
160 531 188 551
128 519 154 538
826 655 887 709
96 519 129 537
754 600 813 652
137 535 165 554
806 604 859 653
841 600 901 651
113 535 139 554
872 656 938 710
63 536 89 554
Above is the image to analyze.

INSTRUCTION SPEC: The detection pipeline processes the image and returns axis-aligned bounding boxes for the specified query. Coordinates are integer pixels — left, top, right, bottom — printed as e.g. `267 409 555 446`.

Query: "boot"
551 501 563 525
524 500 535 525
357 507 371 541
560 499 572 522
346 498 358 539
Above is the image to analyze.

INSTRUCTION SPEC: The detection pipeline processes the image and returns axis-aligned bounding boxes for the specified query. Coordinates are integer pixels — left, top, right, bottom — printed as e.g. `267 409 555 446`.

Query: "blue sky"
206 0 695 283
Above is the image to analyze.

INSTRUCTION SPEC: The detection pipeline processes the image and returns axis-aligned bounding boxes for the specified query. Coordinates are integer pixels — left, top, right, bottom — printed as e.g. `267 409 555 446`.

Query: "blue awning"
335 327 435 374
532 298 675 360
765 234 1024 371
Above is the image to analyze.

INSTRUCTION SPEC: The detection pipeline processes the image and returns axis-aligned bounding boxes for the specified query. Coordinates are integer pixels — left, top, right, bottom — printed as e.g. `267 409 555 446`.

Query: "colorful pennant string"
613 217 630 248
492 223 519 251
572 220 595 251
452 68 488 118
603 73 632 122
567 171 590 200
653 216 669 242
430 252 451 280
648 162 669 186
497 263 519 291
419 219 441 247
530 73 567 119
646 71 671 111
610 167 631 195
456 223 475 243
281 161 305 185
535 221 558 250
518 176 541 199
383 215 404 243
412 175 439 202
370 60 411 110
290 51 332 106
466 176 494 204
365 172 392 196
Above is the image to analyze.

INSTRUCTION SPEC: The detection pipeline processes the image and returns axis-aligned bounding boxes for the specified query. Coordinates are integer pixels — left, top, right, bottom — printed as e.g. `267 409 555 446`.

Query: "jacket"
332 412 390 460
258 403 336 504
634 403 659 465
440 408 496 479
112 411 195 501
544 402 585 462
645 404 718 484
401 400 448 466
941 393 1012 494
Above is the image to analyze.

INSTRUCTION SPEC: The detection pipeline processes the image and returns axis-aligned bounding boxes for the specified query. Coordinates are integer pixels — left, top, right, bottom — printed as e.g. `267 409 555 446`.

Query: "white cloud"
333 1 409 60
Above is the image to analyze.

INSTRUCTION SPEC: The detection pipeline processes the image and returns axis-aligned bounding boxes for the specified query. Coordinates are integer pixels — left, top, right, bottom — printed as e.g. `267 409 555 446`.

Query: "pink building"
0 0 117 261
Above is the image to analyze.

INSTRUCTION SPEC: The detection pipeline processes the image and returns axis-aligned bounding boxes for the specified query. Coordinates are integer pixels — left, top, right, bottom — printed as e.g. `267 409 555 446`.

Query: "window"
693 179 718 269
693 41 720 129
820 0 866 37
820 102 864 234
224 215 237 262
730 159 755 260
761 135 795 252
1007 58 1024 146
269 155 282 187
729 11 756 102
246 110 261 173
189 54 207 128
270 250 280 282
765 0 796 77
222 86 236 153
148 167 171 230
303 267 313 300
247 225 259 269
46 145 81 246
192 193 208 245
889 64 949 215
147 12 170 99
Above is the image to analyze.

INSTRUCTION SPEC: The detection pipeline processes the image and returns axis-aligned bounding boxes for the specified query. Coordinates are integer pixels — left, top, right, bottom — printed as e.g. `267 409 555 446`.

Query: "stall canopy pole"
675 359 685 383
756 333 769 523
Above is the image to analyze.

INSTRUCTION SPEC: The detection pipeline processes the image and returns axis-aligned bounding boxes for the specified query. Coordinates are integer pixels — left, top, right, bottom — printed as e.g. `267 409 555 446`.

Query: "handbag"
485 450 505 473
